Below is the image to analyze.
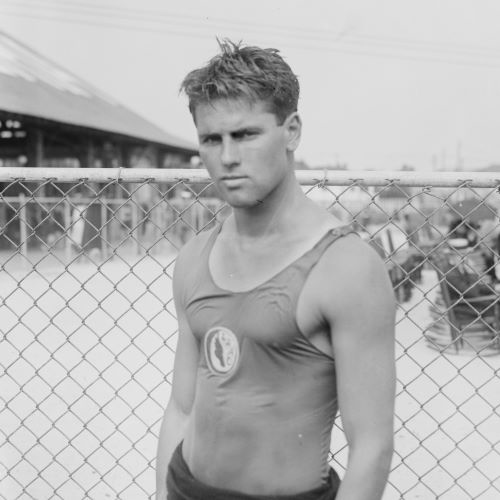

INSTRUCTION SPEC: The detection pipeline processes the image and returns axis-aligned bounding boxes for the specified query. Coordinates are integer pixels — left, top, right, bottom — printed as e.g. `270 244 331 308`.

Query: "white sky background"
1 0 500 171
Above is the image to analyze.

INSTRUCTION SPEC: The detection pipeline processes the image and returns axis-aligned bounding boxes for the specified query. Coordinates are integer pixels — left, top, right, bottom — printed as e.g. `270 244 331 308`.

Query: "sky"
1 0 500 171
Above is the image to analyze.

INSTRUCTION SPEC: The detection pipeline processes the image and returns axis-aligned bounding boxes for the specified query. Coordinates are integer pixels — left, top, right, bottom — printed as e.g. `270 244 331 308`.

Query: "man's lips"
219 175 248 188
220 175 247 181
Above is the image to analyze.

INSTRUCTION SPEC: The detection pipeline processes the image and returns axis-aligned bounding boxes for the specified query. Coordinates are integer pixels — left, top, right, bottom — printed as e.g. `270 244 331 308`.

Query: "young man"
156 41 396 500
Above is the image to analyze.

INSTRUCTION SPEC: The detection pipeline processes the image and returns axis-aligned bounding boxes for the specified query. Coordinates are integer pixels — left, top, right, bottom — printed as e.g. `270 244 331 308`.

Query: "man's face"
194 99 299 208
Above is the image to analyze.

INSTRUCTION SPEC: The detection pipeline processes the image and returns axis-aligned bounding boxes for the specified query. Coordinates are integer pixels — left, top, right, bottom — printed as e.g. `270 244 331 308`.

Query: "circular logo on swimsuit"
204 326 240 375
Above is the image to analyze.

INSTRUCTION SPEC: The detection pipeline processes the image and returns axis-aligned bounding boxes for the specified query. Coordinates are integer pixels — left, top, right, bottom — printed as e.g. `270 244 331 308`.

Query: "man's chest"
208 235 314 293
185 259 332 357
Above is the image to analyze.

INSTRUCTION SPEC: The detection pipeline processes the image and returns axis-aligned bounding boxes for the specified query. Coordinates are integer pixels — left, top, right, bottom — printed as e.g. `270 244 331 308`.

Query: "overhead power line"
8 0 500 60
2 0 500 69
11 0 500 58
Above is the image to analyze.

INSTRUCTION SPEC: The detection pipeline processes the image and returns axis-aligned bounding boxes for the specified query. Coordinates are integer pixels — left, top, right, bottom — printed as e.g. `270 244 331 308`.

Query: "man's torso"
178 217 355 495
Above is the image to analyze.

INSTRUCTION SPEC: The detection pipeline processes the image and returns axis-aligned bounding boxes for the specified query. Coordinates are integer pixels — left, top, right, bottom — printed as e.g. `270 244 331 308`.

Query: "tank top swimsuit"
180 224 356 491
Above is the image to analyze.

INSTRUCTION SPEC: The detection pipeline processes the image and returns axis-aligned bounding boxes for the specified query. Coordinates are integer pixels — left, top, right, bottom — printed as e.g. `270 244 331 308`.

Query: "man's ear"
284 112 302 152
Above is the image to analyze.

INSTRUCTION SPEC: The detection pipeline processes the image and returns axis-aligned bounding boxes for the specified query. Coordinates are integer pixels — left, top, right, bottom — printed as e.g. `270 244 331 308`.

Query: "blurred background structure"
0 30 198 254
2 0 500 171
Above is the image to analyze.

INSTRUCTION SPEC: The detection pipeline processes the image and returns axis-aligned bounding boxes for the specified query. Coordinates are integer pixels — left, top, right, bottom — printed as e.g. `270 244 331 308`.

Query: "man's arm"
155 253 199 500
321 237 396 500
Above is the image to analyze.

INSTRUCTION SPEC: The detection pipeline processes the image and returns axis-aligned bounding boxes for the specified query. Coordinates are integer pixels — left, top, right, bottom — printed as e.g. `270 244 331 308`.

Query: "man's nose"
221 139 240 167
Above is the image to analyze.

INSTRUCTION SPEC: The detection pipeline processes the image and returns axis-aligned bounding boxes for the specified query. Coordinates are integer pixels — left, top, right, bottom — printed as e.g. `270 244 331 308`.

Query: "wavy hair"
180 39 300 124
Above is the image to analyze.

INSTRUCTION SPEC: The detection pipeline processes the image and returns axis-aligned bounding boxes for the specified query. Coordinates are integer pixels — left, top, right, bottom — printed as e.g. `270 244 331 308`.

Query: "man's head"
180 39 300 124
181 40 302 209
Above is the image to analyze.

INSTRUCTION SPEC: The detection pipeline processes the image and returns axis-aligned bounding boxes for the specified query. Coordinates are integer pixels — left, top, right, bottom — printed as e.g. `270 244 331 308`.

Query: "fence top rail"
1 167 500 187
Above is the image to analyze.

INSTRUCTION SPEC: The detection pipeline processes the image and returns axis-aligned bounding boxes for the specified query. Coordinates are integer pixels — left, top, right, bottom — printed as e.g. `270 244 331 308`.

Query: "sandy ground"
1 252 500 499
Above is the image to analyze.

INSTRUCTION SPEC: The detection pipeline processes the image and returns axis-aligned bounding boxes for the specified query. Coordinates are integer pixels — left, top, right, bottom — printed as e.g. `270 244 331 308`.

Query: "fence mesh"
1 168 500 499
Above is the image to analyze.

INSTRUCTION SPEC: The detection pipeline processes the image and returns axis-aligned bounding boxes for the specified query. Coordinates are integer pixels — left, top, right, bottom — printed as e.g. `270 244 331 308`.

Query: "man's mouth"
220 175 247 181
220 175 247 188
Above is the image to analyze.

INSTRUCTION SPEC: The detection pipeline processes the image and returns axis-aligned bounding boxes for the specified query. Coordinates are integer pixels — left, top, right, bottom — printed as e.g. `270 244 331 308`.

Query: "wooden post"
101 197 108 259
25 129 45 240
150 201 161 256
35 129 45 196
195 202 202 232
64 199 72 262
132 201 140 255
18 193 28 259
0 198 6 245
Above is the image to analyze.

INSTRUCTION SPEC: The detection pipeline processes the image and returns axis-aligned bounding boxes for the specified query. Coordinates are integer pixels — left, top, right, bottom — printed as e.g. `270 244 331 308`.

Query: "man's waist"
183 423 332 494
168 441 340 499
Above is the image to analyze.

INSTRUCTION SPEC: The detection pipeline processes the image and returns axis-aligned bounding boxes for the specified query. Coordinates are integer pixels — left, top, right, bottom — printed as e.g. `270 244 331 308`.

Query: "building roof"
0 30 197 153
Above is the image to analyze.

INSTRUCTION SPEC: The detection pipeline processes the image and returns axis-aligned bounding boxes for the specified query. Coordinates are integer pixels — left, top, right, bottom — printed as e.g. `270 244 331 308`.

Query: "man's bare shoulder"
307 231 396 336
314 232 394 307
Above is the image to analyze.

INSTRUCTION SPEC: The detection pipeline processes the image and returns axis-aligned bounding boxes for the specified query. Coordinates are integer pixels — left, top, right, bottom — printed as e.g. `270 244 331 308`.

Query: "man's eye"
203 136 220 145
235 131 256 139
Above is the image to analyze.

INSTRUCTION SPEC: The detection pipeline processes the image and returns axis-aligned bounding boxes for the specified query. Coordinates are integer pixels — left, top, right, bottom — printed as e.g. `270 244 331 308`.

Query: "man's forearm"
155 402 189 500
335 442 393 500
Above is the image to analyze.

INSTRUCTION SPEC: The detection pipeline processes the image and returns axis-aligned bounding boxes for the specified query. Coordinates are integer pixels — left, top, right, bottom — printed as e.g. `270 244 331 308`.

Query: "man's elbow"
376 438 394 479
372 434 394 461
378 437 394 470
350 435 394 473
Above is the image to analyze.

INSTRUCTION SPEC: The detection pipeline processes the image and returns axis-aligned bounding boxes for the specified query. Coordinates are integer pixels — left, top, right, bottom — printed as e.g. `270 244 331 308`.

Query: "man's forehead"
194 98 276 131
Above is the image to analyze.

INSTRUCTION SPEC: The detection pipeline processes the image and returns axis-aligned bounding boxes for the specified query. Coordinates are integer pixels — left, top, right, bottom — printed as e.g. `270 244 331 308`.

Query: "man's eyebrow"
198 127 261 139
198 132 221 140
231 126 261 135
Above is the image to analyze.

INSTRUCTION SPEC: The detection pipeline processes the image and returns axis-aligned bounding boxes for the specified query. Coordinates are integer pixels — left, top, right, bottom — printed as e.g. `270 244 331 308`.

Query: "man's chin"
224 194 263 209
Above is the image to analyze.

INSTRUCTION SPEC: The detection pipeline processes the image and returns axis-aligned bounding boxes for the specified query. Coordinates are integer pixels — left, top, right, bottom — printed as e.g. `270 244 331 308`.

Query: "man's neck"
229 177 309 242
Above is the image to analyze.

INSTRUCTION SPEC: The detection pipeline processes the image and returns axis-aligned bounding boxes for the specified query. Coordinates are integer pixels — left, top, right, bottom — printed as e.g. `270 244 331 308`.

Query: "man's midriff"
182 380 337 495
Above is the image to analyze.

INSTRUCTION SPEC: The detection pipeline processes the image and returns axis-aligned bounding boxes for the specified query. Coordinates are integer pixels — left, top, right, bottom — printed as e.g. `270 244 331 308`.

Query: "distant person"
448 217 467 240
156 40 396 500
448 217 478 247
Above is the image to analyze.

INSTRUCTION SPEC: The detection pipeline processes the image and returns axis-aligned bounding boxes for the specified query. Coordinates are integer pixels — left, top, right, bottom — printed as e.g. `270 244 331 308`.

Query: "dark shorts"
166 442 339 500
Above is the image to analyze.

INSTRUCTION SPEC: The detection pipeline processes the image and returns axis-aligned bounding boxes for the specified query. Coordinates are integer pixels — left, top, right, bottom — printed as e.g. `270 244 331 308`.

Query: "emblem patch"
204 326 240 375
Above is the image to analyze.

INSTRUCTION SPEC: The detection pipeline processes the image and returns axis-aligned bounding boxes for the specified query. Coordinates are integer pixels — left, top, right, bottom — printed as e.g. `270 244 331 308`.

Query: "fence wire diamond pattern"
1 168 500 499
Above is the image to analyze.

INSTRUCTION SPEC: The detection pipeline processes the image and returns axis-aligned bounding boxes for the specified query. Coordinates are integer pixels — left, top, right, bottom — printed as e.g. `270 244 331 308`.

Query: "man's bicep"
328 249 396 447
169 256 199 415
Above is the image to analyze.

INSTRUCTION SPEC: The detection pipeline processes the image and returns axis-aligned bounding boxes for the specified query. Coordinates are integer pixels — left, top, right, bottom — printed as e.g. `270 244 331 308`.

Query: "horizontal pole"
1 167 500 187
295 169 500 188
0 167 211 184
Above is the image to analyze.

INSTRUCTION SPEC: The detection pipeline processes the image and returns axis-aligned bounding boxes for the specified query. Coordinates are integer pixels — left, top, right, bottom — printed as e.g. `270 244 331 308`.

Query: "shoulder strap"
315 223 358 254
288 223 358 278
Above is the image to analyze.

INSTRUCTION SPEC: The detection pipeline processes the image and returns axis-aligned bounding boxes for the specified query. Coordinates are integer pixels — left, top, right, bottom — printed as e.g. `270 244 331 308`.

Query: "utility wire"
347 33 500 57
2 0 498 61
7 0 500 60
10 0 500 57
2 5 500 69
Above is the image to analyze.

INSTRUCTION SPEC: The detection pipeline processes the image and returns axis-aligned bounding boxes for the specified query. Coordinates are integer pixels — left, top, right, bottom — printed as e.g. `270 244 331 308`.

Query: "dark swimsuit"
167 224 355 499
167 441 340 500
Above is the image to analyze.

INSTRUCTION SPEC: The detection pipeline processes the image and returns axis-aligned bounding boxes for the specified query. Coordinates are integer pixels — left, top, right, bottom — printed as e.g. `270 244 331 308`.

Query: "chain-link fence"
1 167 500 499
